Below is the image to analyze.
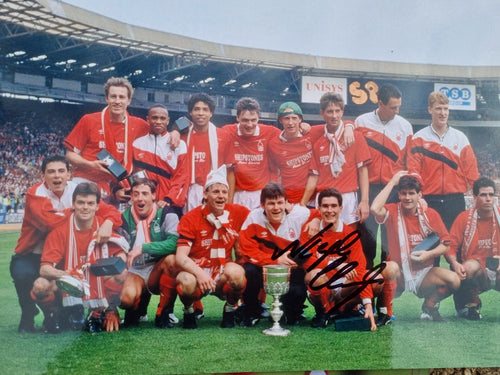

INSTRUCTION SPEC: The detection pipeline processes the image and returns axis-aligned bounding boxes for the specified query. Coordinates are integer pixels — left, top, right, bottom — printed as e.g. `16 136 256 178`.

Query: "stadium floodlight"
241 82 252 88
173 75 187 82
29 55 47 61
6 50 26 58
223 79 237 86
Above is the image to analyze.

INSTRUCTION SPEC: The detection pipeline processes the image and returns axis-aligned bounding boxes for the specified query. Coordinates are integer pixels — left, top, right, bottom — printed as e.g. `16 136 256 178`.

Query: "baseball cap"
278 102 303 118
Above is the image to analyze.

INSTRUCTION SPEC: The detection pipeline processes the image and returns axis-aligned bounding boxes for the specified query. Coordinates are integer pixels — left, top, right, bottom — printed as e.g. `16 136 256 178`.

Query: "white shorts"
184 183 204 213
128 263 155 285
234 190 261 210
406 265 432 296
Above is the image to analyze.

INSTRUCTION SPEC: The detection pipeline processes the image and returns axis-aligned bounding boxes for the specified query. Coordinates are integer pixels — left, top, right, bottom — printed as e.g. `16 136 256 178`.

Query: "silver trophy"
262 265 291 336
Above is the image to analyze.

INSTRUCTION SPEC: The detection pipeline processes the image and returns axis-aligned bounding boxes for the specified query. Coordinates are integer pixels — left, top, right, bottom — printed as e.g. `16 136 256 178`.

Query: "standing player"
32 182 129 334
407 91 479 230
239 182 311 326
132 104 189 213
64 77 149 202
300 188 382 330
174 166 249 328
182 93 222 212
118 178 179 328
220 97 281 209
268 102 319 205
355 83 414 267
446 177 500 320
10 155 120 333
302 92 371 229
371 172 460 324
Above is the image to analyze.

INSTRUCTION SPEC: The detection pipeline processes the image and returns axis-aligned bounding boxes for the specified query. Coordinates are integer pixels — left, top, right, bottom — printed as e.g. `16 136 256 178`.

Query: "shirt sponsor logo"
285 151 312 168
235 153 264 165
194 151 206 162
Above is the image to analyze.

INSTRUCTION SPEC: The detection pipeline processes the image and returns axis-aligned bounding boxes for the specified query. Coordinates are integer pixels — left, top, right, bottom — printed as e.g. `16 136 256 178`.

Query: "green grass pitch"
1 230 499 375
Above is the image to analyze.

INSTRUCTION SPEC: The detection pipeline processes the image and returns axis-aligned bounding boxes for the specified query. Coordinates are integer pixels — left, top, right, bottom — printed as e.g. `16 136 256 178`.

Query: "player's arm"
66 150 111 176
300 174 318 207
176 244 216 292
357 165 370 223
227 166 236 204
371 171 407 221
40 263 67 280
411 243 449 264
343 122 355 148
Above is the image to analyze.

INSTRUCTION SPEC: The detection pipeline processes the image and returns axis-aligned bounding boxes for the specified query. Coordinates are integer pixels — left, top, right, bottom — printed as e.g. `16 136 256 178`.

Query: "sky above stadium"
63 0 500 66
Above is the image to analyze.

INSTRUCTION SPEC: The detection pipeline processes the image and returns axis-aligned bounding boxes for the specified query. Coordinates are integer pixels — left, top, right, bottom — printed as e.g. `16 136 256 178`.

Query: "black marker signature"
252 224 385 314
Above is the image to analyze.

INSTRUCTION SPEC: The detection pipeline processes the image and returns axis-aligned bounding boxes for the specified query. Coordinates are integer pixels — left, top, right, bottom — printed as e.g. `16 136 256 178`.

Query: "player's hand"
91 160 113 175
364 303 377 331
96 219 113 244
339 264 357 281
197 272 216 294
303 217 321 238
299 122 311 135
358 201 370 223
391 170 408 186
410 250 429 263
115 188 131 203
277 252 297 267
126 247 143 268
451 261 467 280
103 309 120 332
156 200 167 209
169 130 181 149
343 125 355 149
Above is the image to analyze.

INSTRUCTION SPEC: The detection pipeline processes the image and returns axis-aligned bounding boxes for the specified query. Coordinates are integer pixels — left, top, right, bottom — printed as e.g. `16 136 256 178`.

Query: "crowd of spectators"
0 102 499 214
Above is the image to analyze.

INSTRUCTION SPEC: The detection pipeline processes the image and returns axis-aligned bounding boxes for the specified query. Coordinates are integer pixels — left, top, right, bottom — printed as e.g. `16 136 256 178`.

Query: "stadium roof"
1 0 500 103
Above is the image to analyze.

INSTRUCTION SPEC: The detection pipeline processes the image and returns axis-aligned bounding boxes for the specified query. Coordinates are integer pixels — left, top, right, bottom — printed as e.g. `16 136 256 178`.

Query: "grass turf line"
1 230 499 374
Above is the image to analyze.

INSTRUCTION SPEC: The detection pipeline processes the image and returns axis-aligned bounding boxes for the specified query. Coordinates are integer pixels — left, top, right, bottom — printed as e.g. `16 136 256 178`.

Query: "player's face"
378 97 401 122
428 102 449 128
320 102 344 133
189 101 213 129
43 161 70 198
105 86 132 121
131 184 156 218
204 183 228 216
237 110 259 136
147 107 169 135
262 196 286 224
279 113 301 139
398 188 421 213
72 194 98 224
319 196 342 229
475 186 495 213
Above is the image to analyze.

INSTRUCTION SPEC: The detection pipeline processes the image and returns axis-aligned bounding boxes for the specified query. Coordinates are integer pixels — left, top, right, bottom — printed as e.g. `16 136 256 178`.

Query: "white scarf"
325 122 346 178
131 203 157 248
186 122 219 184
397 203 434 293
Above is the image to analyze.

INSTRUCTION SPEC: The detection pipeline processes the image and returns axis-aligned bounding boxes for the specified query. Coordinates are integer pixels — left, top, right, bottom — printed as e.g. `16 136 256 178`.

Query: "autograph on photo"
263 223 386 314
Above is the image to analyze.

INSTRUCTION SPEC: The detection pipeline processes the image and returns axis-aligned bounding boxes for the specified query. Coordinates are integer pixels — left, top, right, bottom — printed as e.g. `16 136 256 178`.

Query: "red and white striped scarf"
64 214 129 308
462 205 500 259
130 203 157 248
397 202 434 293
202 205 237 268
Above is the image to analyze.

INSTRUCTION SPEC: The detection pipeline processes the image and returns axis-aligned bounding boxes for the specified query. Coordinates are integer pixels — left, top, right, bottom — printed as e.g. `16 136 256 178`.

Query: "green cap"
277 102 303 118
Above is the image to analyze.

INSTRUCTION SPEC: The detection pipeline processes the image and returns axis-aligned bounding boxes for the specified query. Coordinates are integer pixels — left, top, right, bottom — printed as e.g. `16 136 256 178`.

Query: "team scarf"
100 106 133 175
64 214 129 308
130 203 158 248
462 205 500 259
201 205 237 268
186 122 219 184
324 122 346 178
397 202 435 293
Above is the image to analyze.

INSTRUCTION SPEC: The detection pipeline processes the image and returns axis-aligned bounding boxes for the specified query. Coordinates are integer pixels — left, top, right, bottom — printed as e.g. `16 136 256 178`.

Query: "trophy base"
262 326 291 336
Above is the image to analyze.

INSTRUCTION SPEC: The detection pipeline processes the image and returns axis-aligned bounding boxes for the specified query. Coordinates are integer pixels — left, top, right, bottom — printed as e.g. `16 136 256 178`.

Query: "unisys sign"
301 76 347 104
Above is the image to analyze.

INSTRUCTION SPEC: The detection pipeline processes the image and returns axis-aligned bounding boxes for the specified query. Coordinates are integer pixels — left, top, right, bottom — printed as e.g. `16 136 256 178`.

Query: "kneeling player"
300 188 383 330
371 172 460 325
174 166 249 328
